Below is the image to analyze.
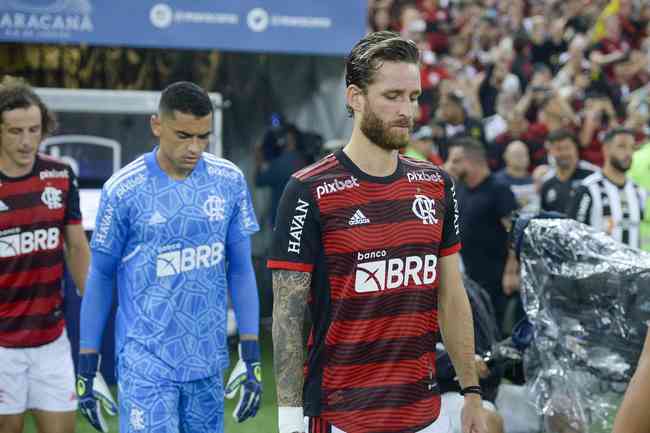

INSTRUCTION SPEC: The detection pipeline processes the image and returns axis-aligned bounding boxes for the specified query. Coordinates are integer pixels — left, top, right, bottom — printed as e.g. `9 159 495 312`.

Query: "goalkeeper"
77 81 262 433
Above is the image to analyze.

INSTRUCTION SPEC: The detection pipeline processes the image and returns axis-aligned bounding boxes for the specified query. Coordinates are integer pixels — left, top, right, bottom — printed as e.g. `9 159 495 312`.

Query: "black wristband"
460 386 482 397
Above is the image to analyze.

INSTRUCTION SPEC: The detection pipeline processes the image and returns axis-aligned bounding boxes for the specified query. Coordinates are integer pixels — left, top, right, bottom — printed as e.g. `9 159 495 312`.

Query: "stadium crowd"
363 0 650 321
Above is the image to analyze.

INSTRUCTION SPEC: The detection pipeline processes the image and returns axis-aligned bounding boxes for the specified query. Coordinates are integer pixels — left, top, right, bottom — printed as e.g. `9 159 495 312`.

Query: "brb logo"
316 176 359 199
156 242 224 277
354 250 437 293
0 227 60 258
412 194 438 225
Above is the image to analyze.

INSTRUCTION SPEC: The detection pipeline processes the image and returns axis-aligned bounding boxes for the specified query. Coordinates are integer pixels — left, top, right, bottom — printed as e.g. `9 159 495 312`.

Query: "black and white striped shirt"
568 171 647 248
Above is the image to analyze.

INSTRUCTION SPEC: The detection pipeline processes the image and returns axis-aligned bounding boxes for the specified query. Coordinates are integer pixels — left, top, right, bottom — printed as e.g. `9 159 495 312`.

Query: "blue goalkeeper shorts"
117 363 224 433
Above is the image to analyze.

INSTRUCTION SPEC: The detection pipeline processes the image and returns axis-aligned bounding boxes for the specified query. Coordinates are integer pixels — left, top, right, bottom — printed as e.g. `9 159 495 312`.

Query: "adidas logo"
349 209 370 226
148 211 167 225
0 200 8 212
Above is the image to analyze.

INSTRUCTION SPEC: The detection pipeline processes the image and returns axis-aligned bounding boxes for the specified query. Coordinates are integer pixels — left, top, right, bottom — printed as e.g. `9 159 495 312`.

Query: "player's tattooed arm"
272 270 311 407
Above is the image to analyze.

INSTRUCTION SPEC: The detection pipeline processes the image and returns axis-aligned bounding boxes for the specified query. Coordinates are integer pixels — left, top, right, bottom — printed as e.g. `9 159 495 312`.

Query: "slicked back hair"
345 31 420 117
159 81 213 119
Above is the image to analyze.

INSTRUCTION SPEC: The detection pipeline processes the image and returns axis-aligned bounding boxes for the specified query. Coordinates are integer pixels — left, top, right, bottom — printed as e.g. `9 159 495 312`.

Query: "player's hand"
461 395 488 433
225 340 262 422
77 353 118 433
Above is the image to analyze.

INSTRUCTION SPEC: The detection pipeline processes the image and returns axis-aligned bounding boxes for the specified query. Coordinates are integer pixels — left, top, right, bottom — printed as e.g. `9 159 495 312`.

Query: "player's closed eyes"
176 132 212 141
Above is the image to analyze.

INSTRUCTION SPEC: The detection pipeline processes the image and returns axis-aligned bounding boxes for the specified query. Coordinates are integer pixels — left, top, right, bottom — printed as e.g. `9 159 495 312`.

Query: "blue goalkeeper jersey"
90 149 259 382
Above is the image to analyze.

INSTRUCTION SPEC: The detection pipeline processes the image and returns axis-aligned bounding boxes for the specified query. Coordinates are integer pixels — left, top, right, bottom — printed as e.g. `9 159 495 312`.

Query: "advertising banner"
0 1 367 55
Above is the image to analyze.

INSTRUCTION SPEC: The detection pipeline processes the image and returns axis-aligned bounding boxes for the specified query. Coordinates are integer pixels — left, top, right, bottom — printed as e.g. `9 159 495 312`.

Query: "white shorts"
0 329 77 414
311 406 457 433
438 392 497 433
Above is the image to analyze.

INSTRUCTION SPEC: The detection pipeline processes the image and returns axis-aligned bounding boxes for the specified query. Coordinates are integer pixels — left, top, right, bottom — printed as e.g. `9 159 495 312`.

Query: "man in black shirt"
540 129 598 213
451 138 519 330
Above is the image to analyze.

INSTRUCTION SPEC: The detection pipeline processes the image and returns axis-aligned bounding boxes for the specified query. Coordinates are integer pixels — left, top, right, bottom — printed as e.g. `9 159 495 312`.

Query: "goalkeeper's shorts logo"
130 405 146 431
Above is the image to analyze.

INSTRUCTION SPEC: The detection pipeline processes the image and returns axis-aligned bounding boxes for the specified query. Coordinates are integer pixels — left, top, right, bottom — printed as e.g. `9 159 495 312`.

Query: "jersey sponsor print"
269 151 461 433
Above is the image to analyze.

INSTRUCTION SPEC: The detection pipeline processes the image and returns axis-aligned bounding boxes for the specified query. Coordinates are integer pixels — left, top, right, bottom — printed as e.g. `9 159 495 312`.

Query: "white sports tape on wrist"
278 406 305 433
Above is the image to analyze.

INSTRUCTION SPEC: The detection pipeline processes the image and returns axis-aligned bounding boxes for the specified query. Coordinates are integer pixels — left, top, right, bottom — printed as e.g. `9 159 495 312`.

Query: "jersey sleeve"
440 171 461 257
64 167 82 225
567 185 593 225
267 176 321 272
89 186 129 258
495 180 519 220
226 174 260 245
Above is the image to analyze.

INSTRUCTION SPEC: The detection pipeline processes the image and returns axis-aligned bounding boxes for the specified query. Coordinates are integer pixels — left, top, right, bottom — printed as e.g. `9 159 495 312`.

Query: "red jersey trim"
267 260 314 272
440 242 461 257
294 155 339 181
66 219 82 225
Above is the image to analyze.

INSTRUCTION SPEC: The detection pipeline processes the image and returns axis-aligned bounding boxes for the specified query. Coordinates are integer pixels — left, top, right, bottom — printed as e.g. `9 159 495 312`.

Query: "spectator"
568 127 647 249
434 91 487 160
255 122 306 226
478 52 521 118
553 34 591 101
629 139 650 251
404 125 444 164
579 92 619 166
540 128 598 214
495 140 540 214
490 110 547 171
450 138 519 332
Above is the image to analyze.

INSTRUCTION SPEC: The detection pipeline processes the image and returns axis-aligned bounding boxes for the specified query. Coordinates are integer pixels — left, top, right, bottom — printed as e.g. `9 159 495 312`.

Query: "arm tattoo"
272 270 311 406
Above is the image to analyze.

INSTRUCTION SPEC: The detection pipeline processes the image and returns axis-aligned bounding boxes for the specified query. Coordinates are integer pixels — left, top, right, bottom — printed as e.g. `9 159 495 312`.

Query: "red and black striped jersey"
0 154 81 348
268 150 461 433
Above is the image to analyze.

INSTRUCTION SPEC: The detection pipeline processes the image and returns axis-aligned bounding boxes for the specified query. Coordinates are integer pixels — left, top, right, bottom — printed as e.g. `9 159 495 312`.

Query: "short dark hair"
159 81 213 118
602 127 635 143
0 75 56 137
345 31 419 116
451 137 486 162
547 128 578 146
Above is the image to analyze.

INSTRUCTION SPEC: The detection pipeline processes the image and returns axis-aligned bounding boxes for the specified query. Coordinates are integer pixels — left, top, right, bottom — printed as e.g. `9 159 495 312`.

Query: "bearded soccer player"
77 81 262 433
269 32 487 433
568 128 647 248
0 76 91 433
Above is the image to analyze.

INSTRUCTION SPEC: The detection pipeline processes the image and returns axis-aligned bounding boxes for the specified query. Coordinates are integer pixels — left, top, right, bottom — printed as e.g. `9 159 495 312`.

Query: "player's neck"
506 165 527 179
603 163 626 187
0 155 34 178
466 166 489 188
156 148 191 180
555 163 575 182
343 128 398 177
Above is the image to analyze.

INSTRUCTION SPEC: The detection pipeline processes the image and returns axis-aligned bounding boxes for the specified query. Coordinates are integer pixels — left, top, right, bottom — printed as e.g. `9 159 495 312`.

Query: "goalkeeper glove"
225 340 262 422
77 353 118 433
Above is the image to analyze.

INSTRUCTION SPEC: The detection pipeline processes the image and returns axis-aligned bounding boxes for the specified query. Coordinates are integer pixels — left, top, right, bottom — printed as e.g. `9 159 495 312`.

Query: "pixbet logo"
354 250 438 293
316 176 359 199
407 170 442 183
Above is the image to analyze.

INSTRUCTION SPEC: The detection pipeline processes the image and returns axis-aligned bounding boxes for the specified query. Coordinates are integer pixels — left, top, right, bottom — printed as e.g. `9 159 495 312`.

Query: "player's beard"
360 104 412 151
610 155 631 173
